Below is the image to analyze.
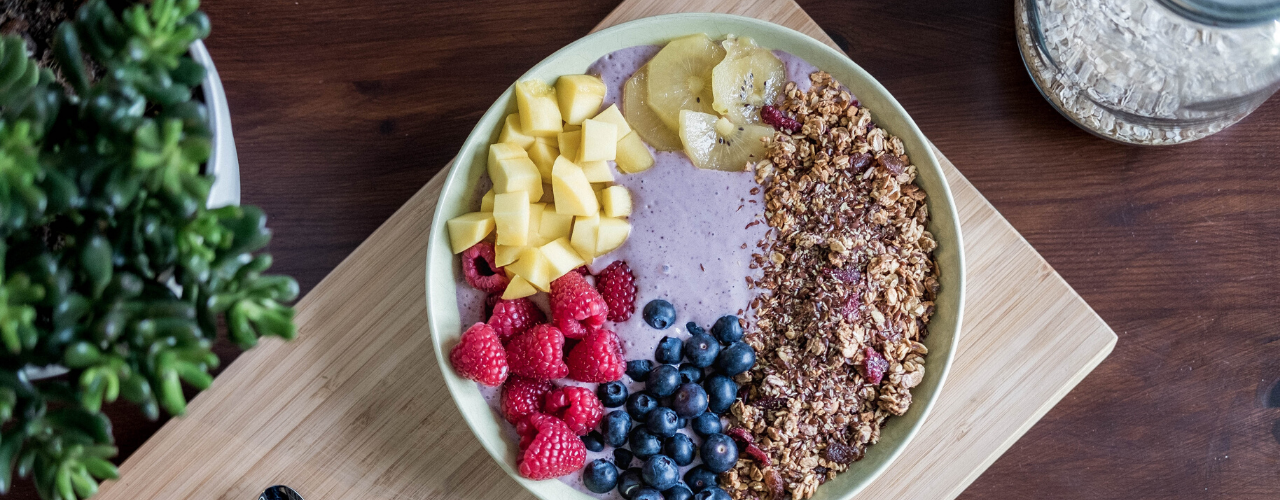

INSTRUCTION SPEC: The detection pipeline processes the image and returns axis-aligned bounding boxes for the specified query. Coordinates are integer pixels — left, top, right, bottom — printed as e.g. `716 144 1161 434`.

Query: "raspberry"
484 293 503 318
550 272 607 339
461 242 509 293
448 323 508 386
543 386 605 436
566 327 625 383
595 261 636 322
506 324 568 380
517 413 587 480
502 376 553 424
572 266 592 276
488 297 546 343
859 347 889 385
761 105 802 134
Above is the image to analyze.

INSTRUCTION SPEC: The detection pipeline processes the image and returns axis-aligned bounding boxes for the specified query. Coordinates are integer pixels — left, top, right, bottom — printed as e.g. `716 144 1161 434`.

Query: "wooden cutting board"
96 1 1116 499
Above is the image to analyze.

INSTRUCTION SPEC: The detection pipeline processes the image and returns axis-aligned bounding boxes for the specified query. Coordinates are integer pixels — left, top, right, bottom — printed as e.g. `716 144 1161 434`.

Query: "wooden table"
9 0 1278 498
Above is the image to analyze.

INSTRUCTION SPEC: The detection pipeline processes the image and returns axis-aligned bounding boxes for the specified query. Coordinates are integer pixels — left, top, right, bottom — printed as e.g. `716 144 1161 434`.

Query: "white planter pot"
24 40 239 381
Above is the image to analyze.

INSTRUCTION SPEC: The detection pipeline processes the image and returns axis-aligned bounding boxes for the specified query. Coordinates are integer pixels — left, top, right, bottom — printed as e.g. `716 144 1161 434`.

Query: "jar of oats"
1016 0 1280 145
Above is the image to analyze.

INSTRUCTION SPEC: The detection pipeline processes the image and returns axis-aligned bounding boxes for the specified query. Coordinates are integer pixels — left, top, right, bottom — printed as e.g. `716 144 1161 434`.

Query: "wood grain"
4 0 1276 498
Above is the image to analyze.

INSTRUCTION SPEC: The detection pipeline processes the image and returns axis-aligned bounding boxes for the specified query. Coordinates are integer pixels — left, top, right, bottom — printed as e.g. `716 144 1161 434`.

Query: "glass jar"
1016 0 1280 145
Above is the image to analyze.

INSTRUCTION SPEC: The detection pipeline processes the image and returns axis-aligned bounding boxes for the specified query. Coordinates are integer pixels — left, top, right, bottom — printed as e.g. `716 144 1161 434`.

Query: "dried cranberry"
761 105 802 134
850 152 873 172
744 443 771 466
821 441 862 464
726 427 756 444
859 347 889 385
878 154 906 175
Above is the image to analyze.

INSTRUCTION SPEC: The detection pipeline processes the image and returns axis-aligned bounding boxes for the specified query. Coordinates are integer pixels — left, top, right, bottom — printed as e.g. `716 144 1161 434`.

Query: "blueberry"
613 447 635 468
630 427 663 459
663 433 696 466
645 407 680 438
603 410 632 447
627 392 658 420
656 336 683 364
642 454 680 490
691 412 722 437
671 383 709 418
582 431 605 452
683 465 718 493
664 483 694 500
619 468 645 499
646 364 681 397
692 487 732 500
711 315 743 344
598 381 629 407
700 433 739 473
714 341 756 376
678 363 704 384
632 487 664 500
643 300 677 329
676 417 687 428
683 333 720 368
583 459 619 493
685 321 706 336
703 373 738 414
627 359 655 382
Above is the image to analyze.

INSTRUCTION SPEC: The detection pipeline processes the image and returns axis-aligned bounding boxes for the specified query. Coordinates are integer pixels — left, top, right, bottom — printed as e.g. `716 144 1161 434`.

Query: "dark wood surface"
10 0 1280 498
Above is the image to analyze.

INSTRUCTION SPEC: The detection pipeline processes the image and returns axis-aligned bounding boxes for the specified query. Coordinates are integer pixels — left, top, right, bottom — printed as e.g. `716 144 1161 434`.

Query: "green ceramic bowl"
425 13 965 500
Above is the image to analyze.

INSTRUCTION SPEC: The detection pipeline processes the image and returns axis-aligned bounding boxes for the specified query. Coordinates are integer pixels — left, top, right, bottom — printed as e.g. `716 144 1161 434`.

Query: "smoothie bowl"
425 13 964 500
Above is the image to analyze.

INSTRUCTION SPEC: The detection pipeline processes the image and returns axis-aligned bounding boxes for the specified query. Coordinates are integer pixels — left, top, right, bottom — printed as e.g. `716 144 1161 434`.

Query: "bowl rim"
425 12 965 500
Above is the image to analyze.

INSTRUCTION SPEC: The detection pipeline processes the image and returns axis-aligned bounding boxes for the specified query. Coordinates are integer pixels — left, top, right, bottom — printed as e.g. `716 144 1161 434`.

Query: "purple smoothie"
452 43 830 497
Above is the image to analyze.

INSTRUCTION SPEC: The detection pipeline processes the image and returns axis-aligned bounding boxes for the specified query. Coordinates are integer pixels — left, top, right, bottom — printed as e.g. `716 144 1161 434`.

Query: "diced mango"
540 209 574 243
558 130 581 163
615 130 654 174
579 119 618 162
592 183 606 202
498 114 536 149
488 144 543 200
581 160 615 183
571 214 600 260
595 216 631 255
601 185 632 217
541 237 587 278
495 244 522 267
562 124 581 132
527 202 547 247
446 212 495 254
502 275 538 299
493 191 530 246
551 156 599 216
508 247 553 292
528 136 560 178
593 104 632 138
556 75 607 125
481 189 495 212
515 79 563 137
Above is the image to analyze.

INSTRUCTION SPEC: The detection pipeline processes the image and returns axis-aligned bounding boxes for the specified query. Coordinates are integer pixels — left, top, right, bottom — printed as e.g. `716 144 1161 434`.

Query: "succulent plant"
0 0 298 498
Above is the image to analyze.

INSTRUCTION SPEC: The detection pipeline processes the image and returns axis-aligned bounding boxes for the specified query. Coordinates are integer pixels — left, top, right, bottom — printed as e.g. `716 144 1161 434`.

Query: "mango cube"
495 244 522 267
508 247 553 292
488 144 543 200
581 160 615 183
595 216 631 255
601 185 632 217
615 130 654 174
527 202 546 246
556 75 607 125
481 189 495 212
446 212 495 254
540 237 587 277
502 275 538 300
558 130 581 163
579 119 618 162
498 114 536 149
571 214 600 260
493 191 530 246
562 124 581 132
592 104 632 138
515 79 563 137
551 156 599 216
540 209 574 243
528 137 560 178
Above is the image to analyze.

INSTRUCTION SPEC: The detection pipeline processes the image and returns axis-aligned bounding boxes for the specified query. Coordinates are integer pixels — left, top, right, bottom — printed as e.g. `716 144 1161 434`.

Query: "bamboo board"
96 1 1117 499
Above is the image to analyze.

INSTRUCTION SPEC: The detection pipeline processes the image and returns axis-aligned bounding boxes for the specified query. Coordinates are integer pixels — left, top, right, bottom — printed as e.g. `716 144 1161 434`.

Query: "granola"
726 71 939 500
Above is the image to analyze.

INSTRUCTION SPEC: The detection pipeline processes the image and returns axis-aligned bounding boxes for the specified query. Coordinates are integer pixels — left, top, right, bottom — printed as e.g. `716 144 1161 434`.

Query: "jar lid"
1158 0 1280 26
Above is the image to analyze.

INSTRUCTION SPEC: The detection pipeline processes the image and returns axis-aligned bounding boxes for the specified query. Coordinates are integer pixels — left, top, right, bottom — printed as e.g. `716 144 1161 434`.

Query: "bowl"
425 13 964 500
